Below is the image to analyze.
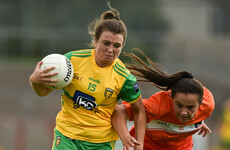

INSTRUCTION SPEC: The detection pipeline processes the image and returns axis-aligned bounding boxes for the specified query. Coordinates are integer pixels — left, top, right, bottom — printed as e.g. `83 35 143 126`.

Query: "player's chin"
105 57 114 62
103 58 115 66
178 117 190 123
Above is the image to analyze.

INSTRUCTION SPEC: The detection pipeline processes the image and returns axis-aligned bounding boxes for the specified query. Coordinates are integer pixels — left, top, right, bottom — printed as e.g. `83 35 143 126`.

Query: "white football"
41 54 74 89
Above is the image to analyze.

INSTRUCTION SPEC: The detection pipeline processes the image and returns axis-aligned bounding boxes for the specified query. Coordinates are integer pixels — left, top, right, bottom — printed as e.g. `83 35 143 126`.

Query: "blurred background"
0 0 230 149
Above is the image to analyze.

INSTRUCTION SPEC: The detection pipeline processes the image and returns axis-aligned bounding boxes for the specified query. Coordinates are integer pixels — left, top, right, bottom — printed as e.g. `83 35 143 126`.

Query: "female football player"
29 3 146 150
111 50 215 150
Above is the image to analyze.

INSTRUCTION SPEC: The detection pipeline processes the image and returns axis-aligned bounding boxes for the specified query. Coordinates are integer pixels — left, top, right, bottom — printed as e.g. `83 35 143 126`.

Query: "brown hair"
124 49 204 104
88 2 127 46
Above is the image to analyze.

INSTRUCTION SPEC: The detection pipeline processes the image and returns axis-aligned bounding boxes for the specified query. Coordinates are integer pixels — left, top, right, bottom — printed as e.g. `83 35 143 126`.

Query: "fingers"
198 129 204 136
123 145 131 150
202 131 208 137
123 146 127 150
42 71 58 78
31 61 58 86
201 123 212 133
132 137 140 145
39 62 58 79
39 75 58 88
198 130 207 137
42 77 58 82
37 61 43 68
42 66 56 73
122 137 140 150
127 138 140 150
204 124 212 134
38 60 57 75
198 123 212 138
198 129 202 135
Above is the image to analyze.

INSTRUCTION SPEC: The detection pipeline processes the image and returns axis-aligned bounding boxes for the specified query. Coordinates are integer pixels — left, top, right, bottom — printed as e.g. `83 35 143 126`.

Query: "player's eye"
103 41 110 46
177 104 183 108
187 106 195 110
175 101 183 108
114 43 121 48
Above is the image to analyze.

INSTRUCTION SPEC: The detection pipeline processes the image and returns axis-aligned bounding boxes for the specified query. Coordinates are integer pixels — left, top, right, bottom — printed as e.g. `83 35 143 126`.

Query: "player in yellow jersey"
29 2 146 150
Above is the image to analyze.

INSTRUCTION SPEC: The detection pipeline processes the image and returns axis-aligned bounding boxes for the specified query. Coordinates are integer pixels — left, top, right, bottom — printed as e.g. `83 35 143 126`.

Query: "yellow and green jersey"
55 49 141 143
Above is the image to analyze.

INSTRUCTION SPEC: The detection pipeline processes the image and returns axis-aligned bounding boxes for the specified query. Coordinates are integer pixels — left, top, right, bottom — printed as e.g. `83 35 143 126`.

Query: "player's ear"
94 38 98 47
167 90 172 97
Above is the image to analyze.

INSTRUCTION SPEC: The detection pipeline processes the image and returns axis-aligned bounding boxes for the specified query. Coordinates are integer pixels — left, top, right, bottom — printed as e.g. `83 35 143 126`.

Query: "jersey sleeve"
143 94 161 122
122 91 163 122
118 73 141 103
64 51 73 60
197 87 215 120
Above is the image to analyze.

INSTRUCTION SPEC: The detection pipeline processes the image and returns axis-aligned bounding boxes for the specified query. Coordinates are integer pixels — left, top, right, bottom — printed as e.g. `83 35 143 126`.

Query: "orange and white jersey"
123 87 215 150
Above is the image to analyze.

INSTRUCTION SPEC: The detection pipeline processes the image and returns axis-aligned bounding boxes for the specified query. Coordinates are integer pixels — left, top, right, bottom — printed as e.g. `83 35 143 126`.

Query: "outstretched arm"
111 104 139 150
131 98 146 150
29 61 57 96
111 97 146 150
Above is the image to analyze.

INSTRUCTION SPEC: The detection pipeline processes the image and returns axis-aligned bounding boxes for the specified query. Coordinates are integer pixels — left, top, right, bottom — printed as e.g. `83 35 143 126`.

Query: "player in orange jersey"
111 50 215 150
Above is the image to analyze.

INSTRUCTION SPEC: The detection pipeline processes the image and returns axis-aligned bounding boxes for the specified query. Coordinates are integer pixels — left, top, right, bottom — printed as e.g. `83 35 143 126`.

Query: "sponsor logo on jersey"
104 88 114 99
148 119 201 133
56 136 61 147
73 74 83 81
179 125 184 130
73 90 96 110
88 77 100 84
134 82 140 93
156 120 170 127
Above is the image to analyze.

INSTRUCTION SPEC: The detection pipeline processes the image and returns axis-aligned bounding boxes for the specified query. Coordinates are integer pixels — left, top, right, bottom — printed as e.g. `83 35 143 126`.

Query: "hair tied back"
186 72 194 79
102 1 120 20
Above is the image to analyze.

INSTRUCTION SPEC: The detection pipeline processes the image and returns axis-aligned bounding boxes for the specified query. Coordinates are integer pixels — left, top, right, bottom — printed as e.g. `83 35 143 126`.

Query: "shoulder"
201 87 215 112
193 87 215 122
143 91 173 122
64 49 92 60
112 58 131 79
147 91 171 103
143 91 171 111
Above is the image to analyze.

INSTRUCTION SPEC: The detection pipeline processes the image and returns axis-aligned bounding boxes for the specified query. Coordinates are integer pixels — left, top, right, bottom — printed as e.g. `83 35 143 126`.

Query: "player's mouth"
179 116 188 120
106 55 113 58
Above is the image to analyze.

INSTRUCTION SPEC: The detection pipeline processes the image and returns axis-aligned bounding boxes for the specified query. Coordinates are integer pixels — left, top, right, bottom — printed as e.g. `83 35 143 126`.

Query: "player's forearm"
131 98 146 148
111 105 130 141
133 106 146 146
29 77 52 97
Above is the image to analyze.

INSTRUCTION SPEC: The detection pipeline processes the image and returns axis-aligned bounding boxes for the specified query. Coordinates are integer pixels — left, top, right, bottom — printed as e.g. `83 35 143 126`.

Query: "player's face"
94 30 123 67
173 92 200 123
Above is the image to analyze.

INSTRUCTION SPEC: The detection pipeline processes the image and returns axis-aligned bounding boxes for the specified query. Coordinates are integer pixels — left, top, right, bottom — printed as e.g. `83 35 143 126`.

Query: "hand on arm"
197 122 212 137
111 105 140 150
29 61 57 96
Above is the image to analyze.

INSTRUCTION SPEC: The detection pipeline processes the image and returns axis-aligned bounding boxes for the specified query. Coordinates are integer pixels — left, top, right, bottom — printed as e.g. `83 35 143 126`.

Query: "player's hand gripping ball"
41 54 74 89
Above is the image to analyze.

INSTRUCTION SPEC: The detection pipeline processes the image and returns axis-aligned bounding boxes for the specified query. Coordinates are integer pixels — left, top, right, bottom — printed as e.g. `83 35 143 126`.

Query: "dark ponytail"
124 49 203 104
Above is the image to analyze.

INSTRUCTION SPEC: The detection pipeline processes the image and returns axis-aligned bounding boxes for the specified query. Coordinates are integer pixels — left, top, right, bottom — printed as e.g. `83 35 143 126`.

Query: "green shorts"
52 129 116 150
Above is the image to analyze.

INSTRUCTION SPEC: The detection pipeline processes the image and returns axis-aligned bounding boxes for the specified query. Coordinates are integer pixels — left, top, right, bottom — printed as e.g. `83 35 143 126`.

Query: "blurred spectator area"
0 0 230 150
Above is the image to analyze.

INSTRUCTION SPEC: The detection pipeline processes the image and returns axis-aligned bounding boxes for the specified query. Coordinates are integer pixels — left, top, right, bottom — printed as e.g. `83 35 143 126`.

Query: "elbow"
111 105 127 122
33 88 52 97
36 92 49 97
112 105 127 116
